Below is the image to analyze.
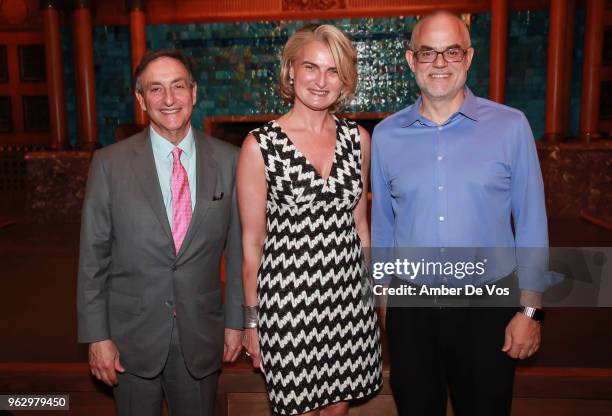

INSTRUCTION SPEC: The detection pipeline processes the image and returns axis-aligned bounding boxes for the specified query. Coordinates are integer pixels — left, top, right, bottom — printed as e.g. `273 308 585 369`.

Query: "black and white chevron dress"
251 118 383 415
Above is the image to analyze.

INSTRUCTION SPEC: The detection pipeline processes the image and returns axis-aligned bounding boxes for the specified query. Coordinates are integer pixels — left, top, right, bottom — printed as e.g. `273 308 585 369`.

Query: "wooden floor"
1 219 611 414
1 362 612 415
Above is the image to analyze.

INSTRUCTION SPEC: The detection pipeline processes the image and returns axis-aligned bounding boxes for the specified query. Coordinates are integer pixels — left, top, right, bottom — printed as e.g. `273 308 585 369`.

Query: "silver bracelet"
243 304 259 329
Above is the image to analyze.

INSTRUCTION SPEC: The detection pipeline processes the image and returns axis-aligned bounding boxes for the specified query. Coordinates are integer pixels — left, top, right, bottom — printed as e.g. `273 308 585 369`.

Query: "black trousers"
386 279 518 416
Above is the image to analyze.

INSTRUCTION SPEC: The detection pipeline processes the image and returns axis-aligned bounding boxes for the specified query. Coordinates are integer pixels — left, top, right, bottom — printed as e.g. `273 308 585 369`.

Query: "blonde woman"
237 25 382 416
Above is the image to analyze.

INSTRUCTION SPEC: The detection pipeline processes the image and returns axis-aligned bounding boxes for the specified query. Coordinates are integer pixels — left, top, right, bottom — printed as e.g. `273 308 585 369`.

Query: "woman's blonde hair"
279 24 357 113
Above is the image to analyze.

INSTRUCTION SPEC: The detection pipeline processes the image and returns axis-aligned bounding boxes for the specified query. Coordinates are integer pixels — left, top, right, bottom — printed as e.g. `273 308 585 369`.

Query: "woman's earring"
289 77 294 85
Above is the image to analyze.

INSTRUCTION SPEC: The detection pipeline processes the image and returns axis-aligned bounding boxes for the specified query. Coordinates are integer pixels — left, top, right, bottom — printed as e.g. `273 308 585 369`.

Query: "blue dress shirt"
150 126 197 229
371 88 554 292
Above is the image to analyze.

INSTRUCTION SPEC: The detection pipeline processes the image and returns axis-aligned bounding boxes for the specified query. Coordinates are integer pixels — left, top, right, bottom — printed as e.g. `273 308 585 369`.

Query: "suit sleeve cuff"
224 304 244 330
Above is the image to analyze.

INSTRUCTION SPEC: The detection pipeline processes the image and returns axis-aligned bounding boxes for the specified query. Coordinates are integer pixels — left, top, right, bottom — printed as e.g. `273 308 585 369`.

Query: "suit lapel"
131 130 173 243
176 131 218 260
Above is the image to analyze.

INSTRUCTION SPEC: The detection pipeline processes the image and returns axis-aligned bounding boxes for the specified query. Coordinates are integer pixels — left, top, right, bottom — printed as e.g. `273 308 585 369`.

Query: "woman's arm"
354 126 388 329
236 133 268 369
354 125 371 248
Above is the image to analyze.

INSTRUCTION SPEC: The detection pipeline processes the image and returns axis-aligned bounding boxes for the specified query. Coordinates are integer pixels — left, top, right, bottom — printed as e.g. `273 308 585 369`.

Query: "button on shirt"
150 126 197 227
371 88 554 292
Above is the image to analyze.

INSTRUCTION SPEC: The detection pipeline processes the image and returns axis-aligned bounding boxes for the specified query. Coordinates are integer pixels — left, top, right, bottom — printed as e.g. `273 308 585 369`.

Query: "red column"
128 0 147 125
561 0 575 135
489 0 508 103
72 0 98 150
544 0 569 142
579 0 605 141
42 0 68 149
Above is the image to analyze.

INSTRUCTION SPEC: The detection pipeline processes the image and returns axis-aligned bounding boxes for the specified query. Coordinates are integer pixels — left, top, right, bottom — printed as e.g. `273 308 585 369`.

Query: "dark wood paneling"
0 0 42 31
0 45 8 83
605 10 612 26
601 81 612 118
514 368 612 399
22 95 49 131
604 26 612 66
0 32 48 146
512 398 612 415
18 44 45 82
0 95 12 132
600 118 612 134
2 363 612 416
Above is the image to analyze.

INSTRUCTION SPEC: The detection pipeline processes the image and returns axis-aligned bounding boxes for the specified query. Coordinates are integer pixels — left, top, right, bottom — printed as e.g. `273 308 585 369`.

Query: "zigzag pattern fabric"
251 118 383 415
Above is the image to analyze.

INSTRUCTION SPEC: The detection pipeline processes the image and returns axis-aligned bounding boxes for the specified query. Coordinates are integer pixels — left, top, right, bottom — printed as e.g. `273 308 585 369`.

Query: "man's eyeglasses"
413 47 471 63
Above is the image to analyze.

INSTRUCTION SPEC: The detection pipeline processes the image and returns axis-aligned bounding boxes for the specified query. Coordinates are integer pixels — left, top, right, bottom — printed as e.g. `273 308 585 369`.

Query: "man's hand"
502 312 541 359
223 328 243 362
89 339 124 386
242 327 263 372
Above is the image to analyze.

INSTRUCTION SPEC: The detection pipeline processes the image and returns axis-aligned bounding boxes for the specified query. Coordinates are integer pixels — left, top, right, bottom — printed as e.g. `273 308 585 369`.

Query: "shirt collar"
402 96 423 127
458 87 479 121
402 86 479 127
150 125 195 160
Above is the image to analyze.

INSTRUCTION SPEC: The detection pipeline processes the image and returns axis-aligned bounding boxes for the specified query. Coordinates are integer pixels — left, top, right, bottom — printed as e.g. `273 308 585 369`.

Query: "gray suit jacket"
77 128 243 379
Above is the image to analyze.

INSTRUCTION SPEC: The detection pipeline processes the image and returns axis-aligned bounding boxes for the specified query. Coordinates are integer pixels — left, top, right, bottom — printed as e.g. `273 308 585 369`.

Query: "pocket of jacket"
108 290 142 316
196 288 223 314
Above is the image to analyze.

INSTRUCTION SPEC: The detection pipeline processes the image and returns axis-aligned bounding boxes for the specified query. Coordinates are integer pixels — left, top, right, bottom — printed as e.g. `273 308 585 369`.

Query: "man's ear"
191 83 197 106
405 49 416 73
464 47 475 72
135 91 147 112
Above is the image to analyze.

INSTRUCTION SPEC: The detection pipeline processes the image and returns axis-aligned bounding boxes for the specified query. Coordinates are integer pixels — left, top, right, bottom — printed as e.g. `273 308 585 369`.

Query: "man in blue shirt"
371 11 551 416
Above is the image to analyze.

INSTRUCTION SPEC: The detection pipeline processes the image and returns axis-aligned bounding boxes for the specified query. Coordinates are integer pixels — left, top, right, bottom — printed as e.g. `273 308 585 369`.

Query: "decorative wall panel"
0 96 12 132
22 95 49 132
18 44 45 82
62 9 585 147
283 0 346 11
0 45 7 83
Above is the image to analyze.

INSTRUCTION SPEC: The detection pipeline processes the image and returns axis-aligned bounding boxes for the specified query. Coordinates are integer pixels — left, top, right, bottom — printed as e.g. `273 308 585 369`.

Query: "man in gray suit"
77 49 243 416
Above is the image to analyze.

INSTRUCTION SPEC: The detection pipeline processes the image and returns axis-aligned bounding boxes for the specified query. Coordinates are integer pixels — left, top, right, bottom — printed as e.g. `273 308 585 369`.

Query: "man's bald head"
404 9 475 108
409 11 471 51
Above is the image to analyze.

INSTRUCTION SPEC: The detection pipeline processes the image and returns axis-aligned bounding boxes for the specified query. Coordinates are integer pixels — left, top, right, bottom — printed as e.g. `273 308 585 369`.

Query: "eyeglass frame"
411 46 473 63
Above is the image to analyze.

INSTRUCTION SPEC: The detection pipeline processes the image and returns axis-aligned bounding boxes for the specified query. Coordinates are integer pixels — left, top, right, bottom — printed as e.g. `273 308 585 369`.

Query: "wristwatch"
519 306 545 322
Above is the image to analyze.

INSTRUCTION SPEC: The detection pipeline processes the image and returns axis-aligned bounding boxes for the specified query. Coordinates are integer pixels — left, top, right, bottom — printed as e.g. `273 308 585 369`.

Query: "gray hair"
133 48 196 94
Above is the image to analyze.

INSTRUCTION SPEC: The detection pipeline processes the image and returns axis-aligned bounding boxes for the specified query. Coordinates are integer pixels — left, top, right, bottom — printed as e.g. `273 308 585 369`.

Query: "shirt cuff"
517 267 564 292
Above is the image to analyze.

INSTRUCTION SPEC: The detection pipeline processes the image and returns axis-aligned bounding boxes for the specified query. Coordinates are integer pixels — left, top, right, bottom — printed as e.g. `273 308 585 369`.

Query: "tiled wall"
62 9 584 147
62 25 134 149
506 8 585 139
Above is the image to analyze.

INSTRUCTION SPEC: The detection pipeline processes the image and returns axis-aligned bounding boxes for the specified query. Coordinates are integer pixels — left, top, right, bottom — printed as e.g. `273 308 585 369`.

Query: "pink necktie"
171 147 192 254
